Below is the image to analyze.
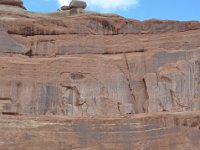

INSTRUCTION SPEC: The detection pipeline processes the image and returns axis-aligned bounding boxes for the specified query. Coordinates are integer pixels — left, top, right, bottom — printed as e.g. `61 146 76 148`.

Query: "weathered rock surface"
60 0 87 15
0 0 200 116
69 0 87 9
0 2 200 149
0 0 26 9
0 112 200 149
61 5 70 11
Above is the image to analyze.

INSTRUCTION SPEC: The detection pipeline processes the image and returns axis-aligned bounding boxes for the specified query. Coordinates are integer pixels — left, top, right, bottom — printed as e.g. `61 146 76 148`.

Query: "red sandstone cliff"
0 1 200 149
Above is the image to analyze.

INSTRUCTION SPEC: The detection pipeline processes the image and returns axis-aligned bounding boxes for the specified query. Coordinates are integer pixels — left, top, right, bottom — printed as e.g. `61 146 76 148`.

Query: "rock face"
0 10 200 117
0 112 200 150
0 0 26 9
0 3 200 150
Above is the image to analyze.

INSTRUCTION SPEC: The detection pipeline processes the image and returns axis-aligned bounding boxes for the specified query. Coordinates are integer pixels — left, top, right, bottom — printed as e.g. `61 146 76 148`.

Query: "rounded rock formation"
61 5 70 11
69 0 87 9
0 0 26 9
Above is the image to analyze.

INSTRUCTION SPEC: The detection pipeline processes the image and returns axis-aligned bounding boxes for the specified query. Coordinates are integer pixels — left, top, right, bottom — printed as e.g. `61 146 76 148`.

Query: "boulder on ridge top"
61 5 70 11
0 0 26 9
69 0 87 9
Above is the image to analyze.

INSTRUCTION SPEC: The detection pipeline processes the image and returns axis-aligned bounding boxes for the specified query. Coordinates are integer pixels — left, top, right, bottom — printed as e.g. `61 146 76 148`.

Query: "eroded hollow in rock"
70 73 85 80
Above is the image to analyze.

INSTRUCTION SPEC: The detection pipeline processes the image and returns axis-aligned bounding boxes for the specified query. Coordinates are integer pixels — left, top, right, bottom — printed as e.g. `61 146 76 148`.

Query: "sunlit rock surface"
0 1 200 149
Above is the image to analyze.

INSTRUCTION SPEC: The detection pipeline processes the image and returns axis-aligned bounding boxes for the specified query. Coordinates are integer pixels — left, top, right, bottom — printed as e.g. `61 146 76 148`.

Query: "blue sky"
23 0 200 21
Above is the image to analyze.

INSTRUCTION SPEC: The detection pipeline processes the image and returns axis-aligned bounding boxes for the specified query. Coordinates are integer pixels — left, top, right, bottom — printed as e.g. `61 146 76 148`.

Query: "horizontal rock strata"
0 2 200 149
0 112 200 150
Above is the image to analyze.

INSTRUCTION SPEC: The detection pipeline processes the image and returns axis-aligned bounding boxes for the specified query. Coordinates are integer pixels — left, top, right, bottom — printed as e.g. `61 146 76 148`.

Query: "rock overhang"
0 0 26 9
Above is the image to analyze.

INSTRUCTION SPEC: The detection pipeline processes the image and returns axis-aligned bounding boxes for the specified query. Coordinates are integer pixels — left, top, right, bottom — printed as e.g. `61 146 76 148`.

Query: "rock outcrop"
69 0 87 9
0 0 26 9
60 5 70 11
60 0 87 14
0 2 200 150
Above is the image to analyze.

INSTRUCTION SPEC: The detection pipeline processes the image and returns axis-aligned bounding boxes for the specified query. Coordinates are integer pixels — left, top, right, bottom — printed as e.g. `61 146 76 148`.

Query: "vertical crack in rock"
123 54 138 113
169 90 176 110
142 78 149 112
117 102 121 114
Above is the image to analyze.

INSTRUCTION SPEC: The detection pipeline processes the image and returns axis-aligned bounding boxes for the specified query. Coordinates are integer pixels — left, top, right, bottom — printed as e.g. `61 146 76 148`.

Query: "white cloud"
58 0 69 6
58 0 139 10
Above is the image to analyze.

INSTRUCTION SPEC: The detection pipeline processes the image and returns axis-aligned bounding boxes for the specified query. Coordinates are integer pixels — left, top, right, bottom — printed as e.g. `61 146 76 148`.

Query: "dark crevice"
2 112 20 115
117 102 122 114
134 49 147 53
55 49 147 56
102 49 147 55
142 78 149 112
0 97 11 101
123 54 138 113
1 49 148 58
25 49 32 58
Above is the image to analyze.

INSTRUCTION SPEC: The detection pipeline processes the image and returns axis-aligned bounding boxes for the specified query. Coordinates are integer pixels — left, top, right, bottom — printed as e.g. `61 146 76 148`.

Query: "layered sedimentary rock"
0 112 200 149
0 5 200 116
0 1 200 149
